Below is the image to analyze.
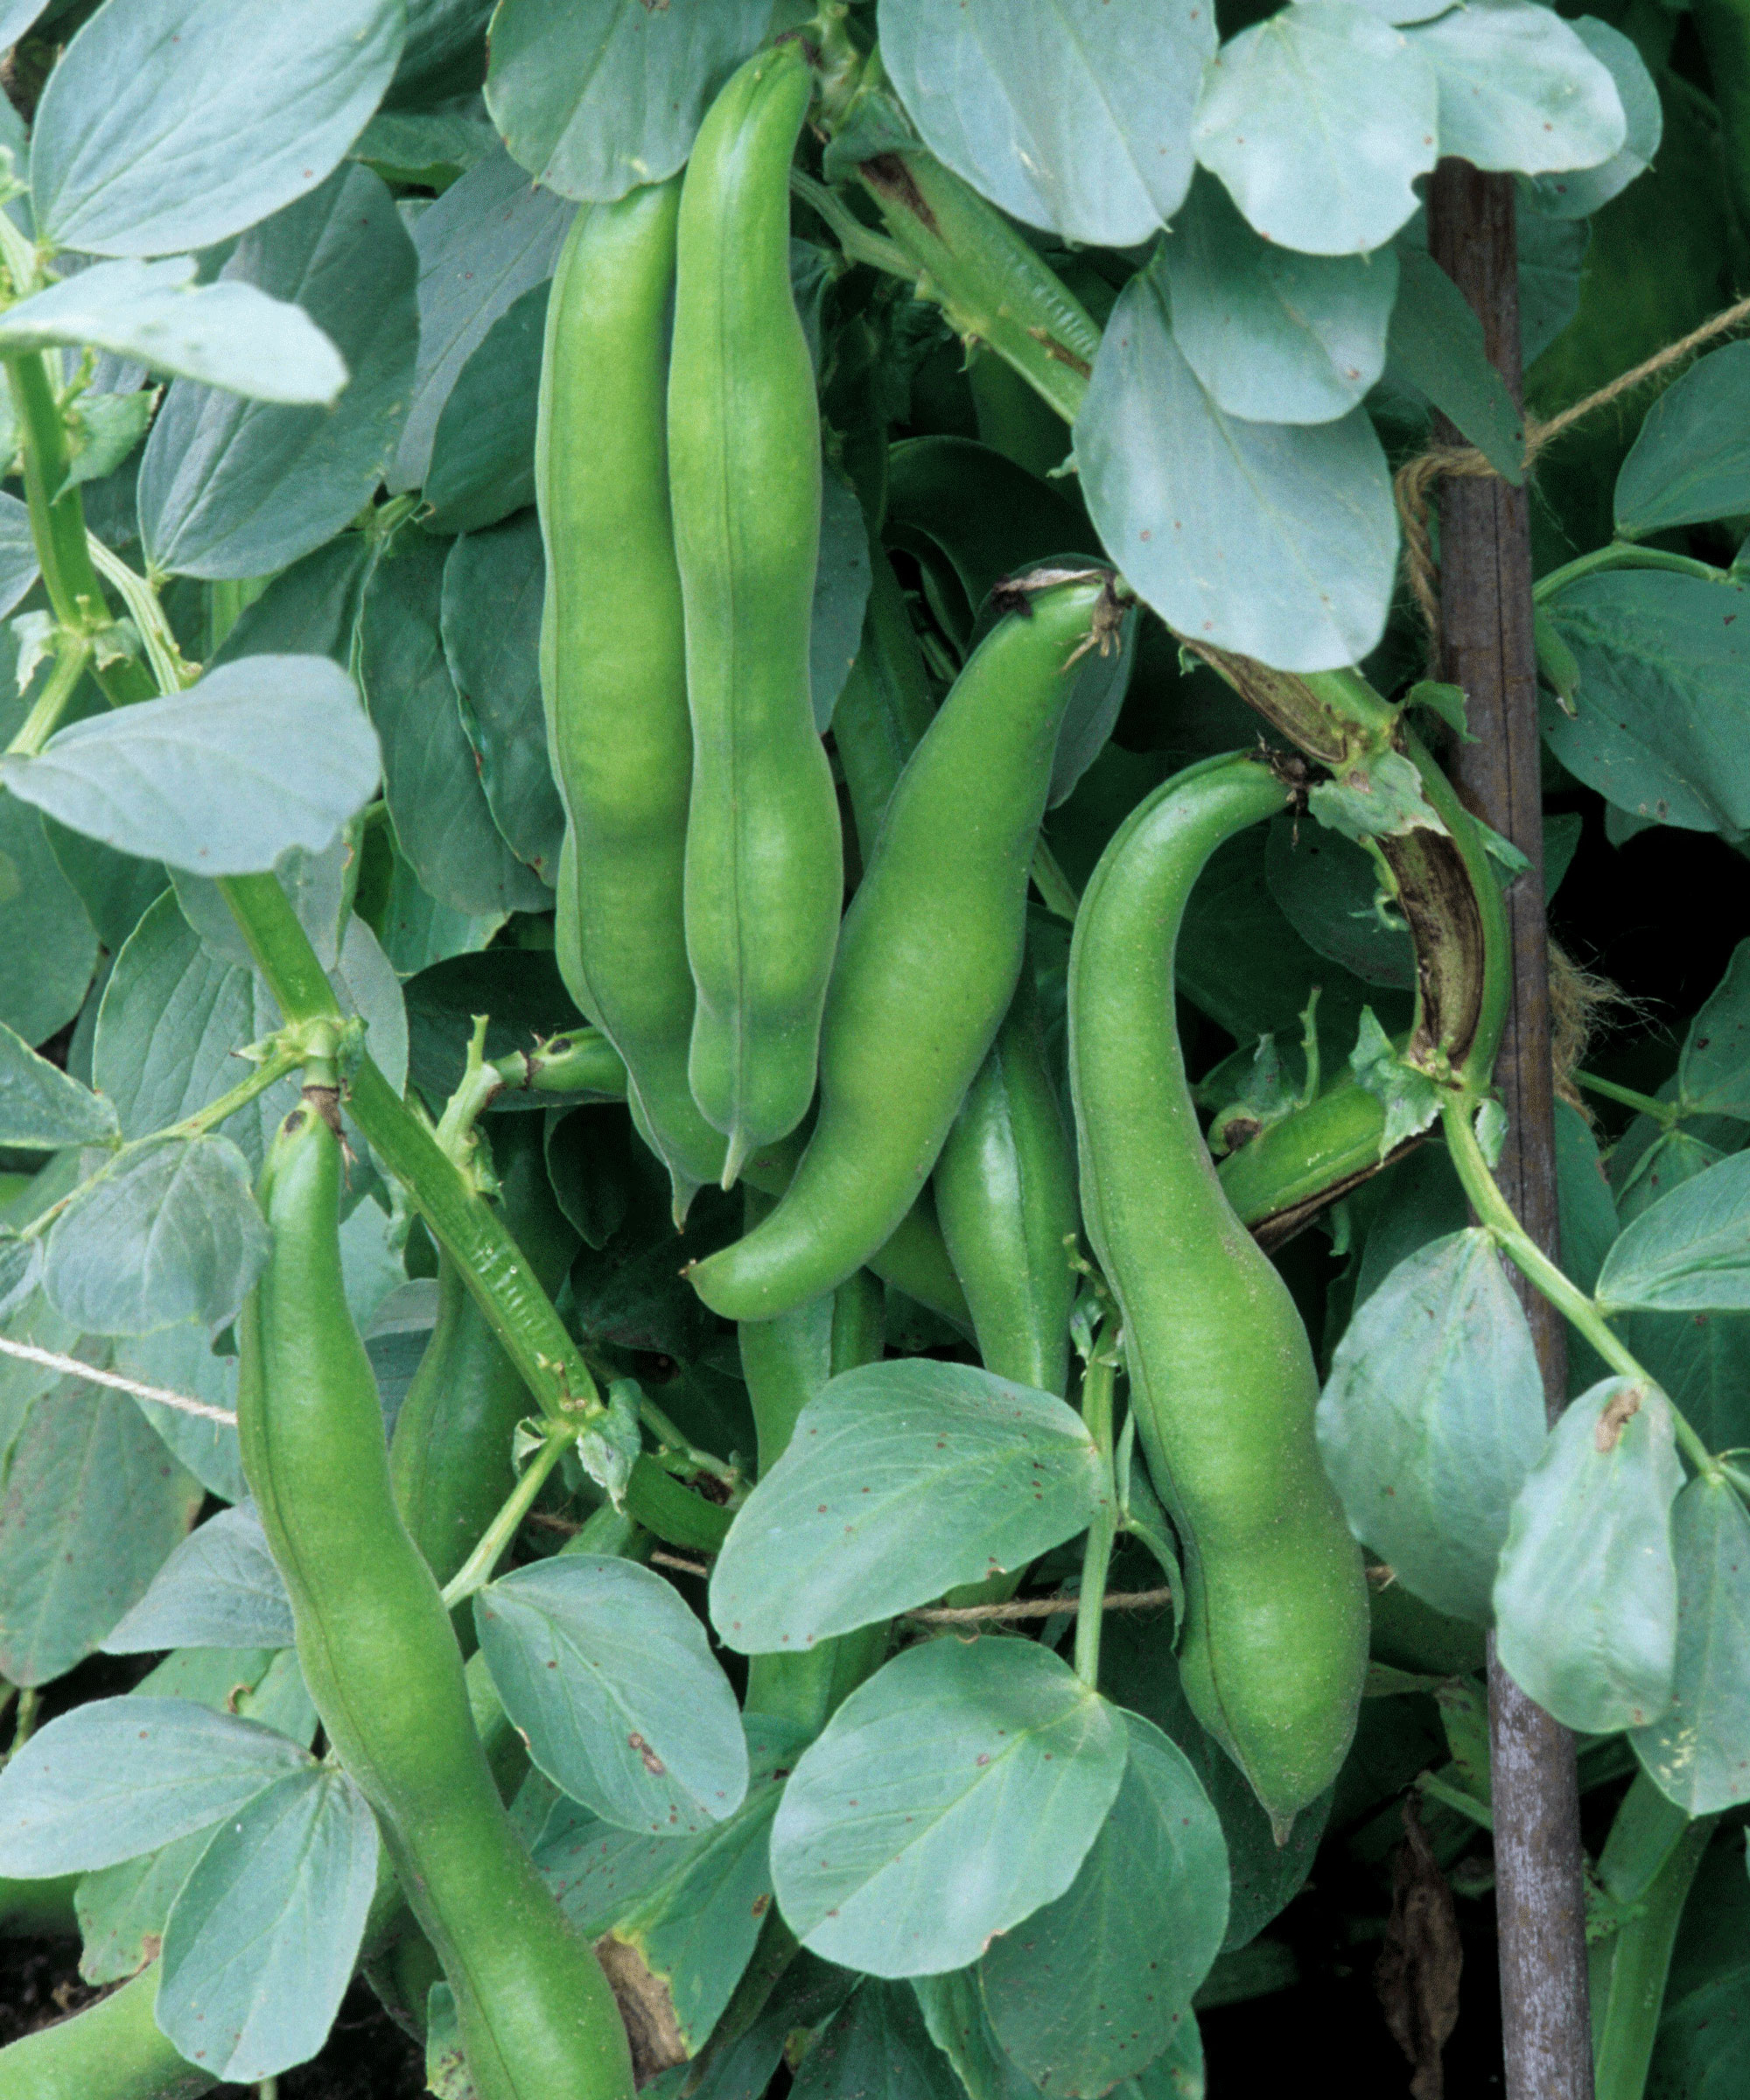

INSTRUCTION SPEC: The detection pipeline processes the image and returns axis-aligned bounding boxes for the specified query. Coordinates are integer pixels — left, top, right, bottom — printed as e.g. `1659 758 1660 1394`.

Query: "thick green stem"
1030 838 1081 923
1074 1345 1117 1690
1442 1098 1718 1479
172 1042 304 1139
1535 543 1730 600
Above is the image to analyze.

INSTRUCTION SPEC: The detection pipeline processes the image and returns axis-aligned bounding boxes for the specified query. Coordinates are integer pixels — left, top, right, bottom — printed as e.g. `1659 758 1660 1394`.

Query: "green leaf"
1191 1 1437 256
1264 815 1414 990
0 261 346 405
484 0 767 204
105 1505 293 1654
95 891 290 1172
358 533 550 916
1348 1007 1442 1154
58 386 155 500
43 1132 269 1336
1541 570 1750 839
1163 172 1398 425
1493 1376 1682 1733
811 464 873 734
1616 1127 1725 1229
0 1695 310 1873
914 1970 1046 2100
0 794 100 1050
1516 195 1588 366
1526 17 1661 220
440 514 564 884
1386 242 1525 483
0 1363 203 1684
534 1717 803 2051
1410 0 1628 177
1317 1228 1548 1622
1307 747 1447 842
1615 343 1750 541
979 1714 1225 2095
424 280 545 535
1 657 382 878
476 1554 749 1835
0 1017 117 1148
78 1829 216 1987
1631 1476 1750 1815
1598 1152 1750 1313
1099 1604 1329 1952
708 1359 1108 1654
770 1636 1126 1977
0 492 39 618
350 108 498 191
388 148 575 494
1678 939 1750 1119
137 168 419 581
157 1765 379 2082
879 0 1212 246
1075 252 1396 673
112 1321 246 1504
31 0 404 260
794 1980 964 2100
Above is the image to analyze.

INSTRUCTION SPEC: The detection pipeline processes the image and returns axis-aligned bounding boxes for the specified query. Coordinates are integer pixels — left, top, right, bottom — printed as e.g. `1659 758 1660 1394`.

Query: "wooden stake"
1426 159 1595 2100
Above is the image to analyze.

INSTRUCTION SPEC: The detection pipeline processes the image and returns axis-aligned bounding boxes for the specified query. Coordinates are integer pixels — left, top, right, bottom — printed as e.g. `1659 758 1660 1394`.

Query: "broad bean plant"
0 3 1740 2097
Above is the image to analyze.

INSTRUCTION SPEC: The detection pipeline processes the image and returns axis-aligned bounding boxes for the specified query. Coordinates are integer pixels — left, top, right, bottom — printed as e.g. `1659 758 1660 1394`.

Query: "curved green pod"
1068 751 1368 1834
0 1966 214 2100
390 1118 580 1599
670 42 843 1180
241 1102 633 2100
934 962 1079 1395
1216 1073 1393 1247
537 178 727 1211
689 572 1116 1324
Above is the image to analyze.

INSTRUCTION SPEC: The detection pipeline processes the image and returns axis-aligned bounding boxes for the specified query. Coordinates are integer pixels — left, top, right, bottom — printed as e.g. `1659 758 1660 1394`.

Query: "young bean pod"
538 179 728 1210
390 1117 580 1595
934 960 1079 1395
240 1099 632 2100
689 571 1116 1323
0 1966 214 2100
670 41 843 1181
1068 752 1368 1834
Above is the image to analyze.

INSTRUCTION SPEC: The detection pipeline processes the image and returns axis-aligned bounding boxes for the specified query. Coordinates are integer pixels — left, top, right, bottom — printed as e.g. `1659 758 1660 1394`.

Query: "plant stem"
87 532 192 692
169 1043 304 1140
638 1396 738 1488
8 1684 38 1758
1074 1344 1117 1690
788 167 916 281
440 1432 573 1610
493 1028 627 1099
4 632 88 755
1573 1072 1680 1125
1442 1098 1718 1479
1534 542 1731 600
1030 838 1081 923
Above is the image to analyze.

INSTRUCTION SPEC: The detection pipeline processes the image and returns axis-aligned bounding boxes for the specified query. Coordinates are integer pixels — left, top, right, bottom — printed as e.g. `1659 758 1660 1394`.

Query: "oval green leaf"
1493 1376 1682 1733
708 1359 1108 1655
1598 1151 1750 1314
1631 1475 1750 1814
770 1636 1126 1977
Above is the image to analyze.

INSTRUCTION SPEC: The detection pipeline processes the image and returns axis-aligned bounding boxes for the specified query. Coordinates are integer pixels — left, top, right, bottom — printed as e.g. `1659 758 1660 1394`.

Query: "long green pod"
241 1101 633 2100
690 572 1117 1323
670 42 842 1180
538 180 727 1209
0 1967 214 2100
1215 1074 1394 1248
934 962 1079 1395
1068 751 1368 1833
390 1117 580 1594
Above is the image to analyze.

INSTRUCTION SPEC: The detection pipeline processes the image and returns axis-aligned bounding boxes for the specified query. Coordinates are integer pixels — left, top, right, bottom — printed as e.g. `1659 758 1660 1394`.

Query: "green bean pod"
0 1967 214 2100
538 178 728 1210
390 1118 579 1595
669 41 843 1180
1068 752 1368 1834
933 961 1078 1395
689 572 1115 1323
240 1100 632 2100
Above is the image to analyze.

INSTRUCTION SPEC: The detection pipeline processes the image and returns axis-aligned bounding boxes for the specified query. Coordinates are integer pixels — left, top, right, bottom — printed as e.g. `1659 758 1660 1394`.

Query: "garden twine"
1393 288 1750 643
